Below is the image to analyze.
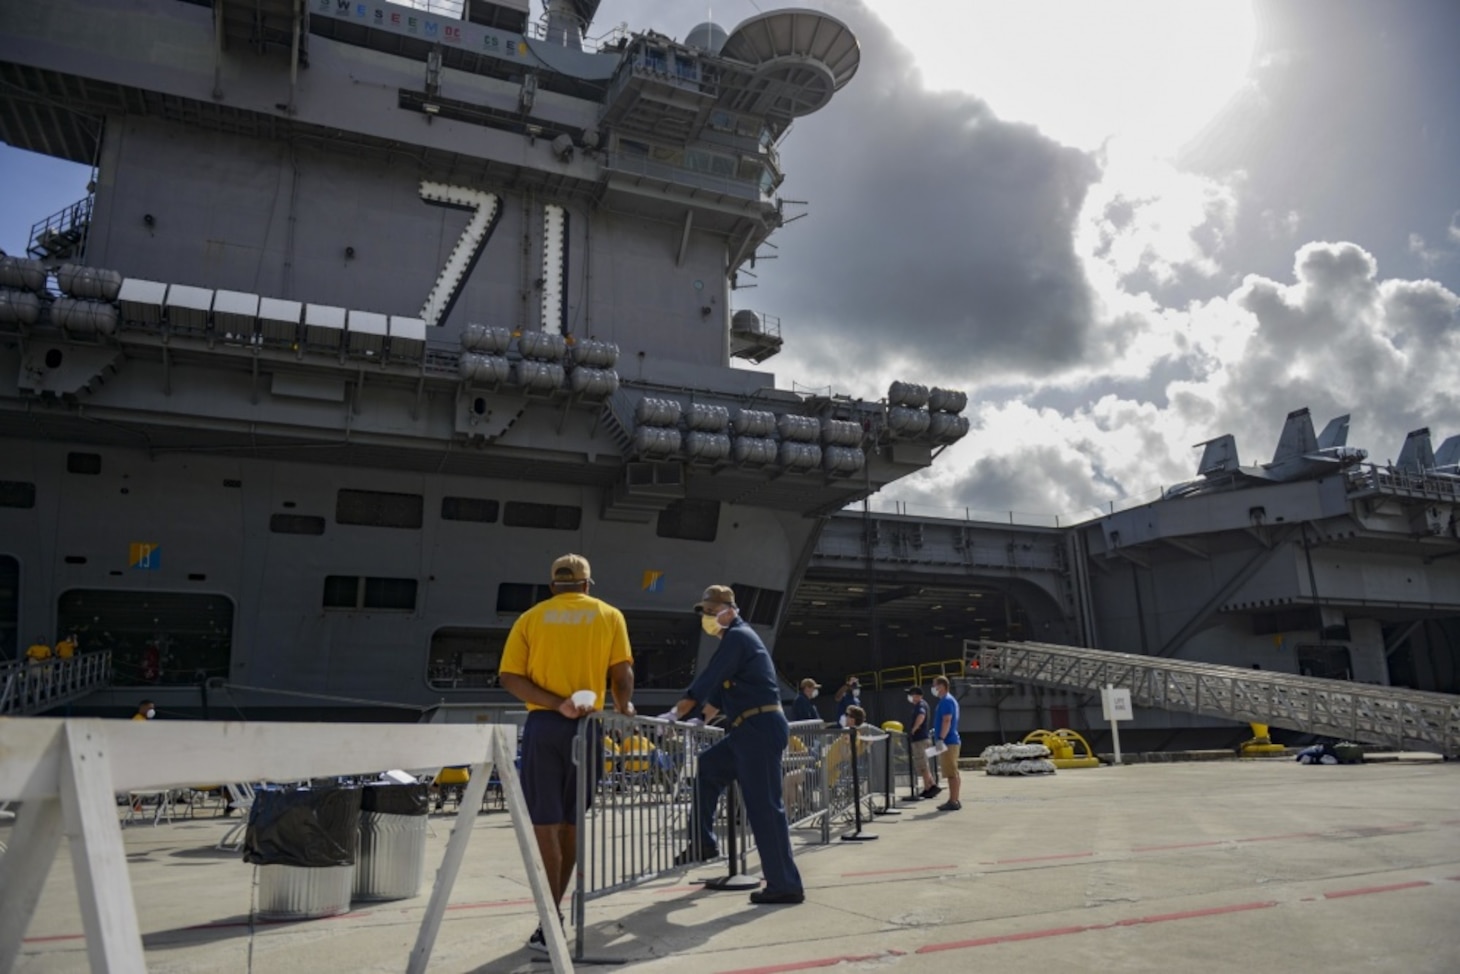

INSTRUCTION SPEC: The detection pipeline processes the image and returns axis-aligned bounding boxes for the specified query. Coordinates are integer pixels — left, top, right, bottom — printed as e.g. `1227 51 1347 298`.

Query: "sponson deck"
9 756 1458 973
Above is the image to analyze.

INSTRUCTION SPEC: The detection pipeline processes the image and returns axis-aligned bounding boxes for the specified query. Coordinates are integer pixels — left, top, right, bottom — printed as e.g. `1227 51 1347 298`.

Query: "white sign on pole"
1101 686 1132 722
1100 685 1132 765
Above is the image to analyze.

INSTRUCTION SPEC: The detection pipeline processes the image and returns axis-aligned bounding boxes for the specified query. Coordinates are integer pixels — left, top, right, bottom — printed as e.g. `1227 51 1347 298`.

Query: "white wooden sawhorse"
0 718 574 973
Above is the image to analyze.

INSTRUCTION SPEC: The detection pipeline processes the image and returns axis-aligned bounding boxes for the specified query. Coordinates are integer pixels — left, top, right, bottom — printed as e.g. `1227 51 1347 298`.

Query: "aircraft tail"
1395 428 1435 473
1271 407 1318 463
1196 434 1240 476
1316 414 1351 450
1434 434 1460 470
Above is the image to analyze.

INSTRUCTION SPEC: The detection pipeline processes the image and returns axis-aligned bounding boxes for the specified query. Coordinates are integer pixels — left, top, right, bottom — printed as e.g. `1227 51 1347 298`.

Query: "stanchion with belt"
905 733 926 802
840 726 877 843
702 784 760 891
874 733 900 816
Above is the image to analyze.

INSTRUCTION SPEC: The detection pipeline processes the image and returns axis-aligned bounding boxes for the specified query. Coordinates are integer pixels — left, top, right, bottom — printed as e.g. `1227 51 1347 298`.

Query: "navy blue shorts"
520 711 600 826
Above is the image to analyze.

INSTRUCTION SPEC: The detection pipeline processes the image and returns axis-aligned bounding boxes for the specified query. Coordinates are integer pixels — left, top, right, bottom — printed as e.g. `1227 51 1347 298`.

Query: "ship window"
1296 644 1353 680
709 109 735 132
56 589 234 686
427 627 509 690
622 612 700 689
442 496 499 523
502 501 581 531
497 582 552 613
619 138 650 156
0 556 16 662
729 583 783 627
270 514 326 535
0 480 35 508
336 489 424 529
67 452 101 475
323 575 418 611
685 149 734 177
656 498 720 542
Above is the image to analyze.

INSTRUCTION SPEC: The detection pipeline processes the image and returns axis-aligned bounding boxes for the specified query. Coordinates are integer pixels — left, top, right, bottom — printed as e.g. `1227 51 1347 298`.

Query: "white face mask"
145 708 156 719
838 715 848 728
906 696 917 704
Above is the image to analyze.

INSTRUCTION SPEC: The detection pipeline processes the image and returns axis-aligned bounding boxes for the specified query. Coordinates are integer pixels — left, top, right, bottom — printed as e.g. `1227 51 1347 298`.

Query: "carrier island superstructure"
0 0 970 716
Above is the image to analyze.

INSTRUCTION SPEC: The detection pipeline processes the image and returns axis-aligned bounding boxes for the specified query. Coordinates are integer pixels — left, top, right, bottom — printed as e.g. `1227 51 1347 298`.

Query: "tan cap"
692 584 736 613
799 678 820 689
551 553 593 584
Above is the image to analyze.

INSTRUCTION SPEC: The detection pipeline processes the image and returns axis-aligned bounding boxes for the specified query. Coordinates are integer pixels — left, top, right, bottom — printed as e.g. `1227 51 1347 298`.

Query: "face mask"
145 709 156 719
906 696 916 705
810 689 819 699
700 613 722 637
838 715 848 728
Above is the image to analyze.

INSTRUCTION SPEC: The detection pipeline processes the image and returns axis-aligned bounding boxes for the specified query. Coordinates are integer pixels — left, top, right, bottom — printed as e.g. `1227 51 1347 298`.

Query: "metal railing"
26 194 93 261
966 639 1460 758
0 652 112 716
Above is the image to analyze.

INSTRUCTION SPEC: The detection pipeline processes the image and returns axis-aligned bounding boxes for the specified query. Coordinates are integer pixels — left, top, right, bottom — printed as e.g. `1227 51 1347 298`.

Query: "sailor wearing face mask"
666 585 805 905
834 674 862 725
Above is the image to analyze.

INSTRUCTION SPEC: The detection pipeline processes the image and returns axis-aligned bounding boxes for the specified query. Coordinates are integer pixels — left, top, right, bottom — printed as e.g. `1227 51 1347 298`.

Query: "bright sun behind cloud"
864 0 1256 156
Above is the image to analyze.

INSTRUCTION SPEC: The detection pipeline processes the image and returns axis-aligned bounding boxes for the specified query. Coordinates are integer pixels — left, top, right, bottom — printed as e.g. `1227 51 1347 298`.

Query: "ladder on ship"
0 653 113 717
963 639 1460 759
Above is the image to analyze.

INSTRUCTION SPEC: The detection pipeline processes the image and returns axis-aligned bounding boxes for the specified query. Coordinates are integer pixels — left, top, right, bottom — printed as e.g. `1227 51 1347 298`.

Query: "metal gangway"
964 639 1460 759
0 652 113 716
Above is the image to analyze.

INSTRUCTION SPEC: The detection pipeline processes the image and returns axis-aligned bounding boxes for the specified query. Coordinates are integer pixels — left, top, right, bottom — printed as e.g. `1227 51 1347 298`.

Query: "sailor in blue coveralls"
665 584 805 905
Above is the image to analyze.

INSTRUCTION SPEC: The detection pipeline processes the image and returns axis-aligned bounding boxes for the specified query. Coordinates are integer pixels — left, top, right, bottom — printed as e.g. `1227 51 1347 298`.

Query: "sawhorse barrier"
0 718 575 973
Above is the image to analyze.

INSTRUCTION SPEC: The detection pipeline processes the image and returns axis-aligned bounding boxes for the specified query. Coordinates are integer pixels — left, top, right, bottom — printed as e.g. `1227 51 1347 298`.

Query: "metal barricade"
572 713 730 957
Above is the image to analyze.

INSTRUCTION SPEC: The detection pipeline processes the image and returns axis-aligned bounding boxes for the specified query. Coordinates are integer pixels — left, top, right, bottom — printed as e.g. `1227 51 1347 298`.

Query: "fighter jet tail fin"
1396 428 1435 473
1197 434 1240 476
1316 414 1351 450
1272 408 1318 463
1434 434 1460 470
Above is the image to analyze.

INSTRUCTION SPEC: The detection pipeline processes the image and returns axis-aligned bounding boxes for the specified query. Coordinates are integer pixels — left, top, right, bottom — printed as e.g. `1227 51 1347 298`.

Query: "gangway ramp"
964 640 1460 758
0 653 113 717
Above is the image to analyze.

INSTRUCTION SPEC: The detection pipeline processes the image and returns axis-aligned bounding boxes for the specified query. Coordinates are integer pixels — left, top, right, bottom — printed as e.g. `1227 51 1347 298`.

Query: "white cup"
571 690 597 710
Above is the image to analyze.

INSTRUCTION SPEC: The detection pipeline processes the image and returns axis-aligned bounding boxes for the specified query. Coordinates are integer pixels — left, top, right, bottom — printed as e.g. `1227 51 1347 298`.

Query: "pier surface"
9 756 1458 973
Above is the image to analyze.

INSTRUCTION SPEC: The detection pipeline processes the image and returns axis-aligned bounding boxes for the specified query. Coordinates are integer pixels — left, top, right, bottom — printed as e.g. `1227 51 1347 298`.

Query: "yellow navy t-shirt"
499 591 632 711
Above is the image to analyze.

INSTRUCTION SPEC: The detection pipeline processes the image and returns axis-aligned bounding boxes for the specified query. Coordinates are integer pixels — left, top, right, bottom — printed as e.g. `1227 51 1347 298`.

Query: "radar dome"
685 21 729 54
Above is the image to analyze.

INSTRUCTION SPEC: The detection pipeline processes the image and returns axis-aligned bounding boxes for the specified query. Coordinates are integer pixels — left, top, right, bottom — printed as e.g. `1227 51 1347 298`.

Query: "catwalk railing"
0 652 113 716
965 639 1460 758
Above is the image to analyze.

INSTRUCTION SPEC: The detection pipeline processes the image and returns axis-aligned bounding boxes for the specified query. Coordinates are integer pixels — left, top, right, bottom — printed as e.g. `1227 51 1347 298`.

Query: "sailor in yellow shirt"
55 634 77 660
499 553 634 954
25 638 52 663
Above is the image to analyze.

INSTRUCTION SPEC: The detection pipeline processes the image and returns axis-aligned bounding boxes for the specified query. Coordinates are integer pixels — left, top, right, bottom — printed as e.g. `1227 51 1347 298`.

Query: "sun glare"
865 0 1256 155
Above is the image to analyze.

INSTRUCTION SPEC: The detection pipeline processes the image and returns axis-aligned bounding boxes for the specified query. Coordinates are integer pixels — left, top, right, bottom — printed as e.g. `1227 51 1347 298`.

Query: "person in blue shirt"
664 585 805 905
931 675 962 810
791 678 821 722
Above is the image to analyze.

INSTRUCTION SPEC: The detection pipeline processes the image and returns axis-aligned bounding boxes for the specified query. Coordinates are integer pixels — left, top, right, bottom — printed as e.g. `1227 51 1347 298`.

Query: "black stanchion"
905 732 926 802
840 727 878 842
874 733 900 816
703 785 761 890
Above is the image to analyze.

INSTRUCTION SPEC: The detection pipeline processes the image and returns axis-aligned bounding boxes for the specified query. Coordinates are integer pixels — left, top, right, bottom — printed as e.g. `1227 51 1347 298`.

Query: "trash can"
244 786 362 920
353 782 430 902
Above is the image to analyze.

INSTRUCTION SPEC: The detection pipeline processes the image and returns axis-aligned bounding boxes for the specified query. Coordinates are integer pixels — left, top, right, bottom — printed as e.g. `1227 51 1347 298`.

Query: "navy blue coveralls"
684 617 803 897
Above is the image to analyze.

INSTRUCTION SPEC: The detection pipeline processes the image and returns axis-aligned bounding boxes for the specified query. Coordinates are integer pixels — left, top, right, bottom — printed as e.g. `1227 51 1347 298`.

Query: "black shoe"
527 926 548 953
920 785 942 800
673 844 720 866
936 800 962 811
749 889 805 905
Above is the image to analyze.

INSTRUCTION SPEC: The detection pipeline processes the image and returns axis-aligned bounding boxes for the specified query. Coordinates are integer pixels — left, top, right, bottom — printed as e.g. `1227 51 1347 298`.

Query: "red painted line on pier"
444 897 535 912
1237 832 1318 843
717 949 905 973
21 933 87 944
1110 901 1278 926
1323 881 1430 899
1131 840 1225 852
841 864 957 878
983 851 1094 865
917 901 1278 955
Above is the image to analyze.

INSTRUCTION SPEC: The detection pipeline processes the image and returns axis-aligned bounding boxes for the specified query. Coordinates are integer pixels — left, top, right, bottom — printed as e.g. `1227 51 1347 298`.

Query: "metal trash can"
353 782 429 902
244 786 362 920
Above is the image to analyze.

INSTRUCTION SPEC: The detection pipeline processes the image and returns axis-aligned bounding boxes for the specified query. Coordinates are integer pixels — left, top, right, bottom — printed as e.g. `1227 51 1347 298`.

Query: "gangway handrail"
963 639 1460 759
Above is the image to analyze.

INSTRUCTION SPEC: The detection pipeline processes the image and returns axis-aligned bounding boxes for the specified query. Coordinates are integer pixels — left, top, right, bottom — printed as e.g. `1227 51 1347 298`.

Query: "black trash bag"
360 782 429 817
243 786 363 867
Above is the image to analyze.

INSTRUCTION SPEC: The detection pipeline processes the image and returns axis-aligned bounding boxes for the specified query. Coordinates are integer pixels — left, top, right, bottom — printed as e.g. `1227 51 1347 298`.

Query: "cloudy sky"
4 0 1458 525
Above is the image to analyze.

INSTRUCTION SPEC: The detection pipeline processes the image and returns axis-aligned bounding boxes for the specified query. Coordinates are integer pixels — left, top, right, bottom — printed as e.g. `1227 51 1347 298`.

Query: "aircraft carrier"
2 2 1457 748
0 0 970 717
